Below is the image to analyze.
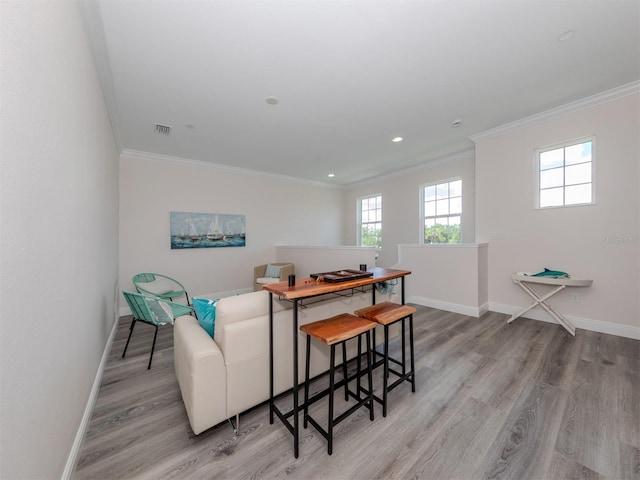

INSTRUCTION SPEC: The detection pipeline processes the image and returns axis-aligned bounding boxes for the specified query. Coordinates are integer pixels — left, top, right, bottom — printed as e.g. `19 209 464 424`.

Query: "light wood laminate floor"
74 306 640 479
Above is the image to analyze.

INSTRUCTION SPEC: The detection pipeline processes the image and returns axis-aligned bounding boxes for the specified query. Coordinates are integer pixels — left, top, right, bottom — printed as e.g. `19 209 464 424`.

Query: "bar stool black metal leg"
383 324 389 417
304 334 311 428
356 335 362 395
372 328 377 357
328 344 336 455
401 318 406 376
342 341 348 401
409 314 416 392
366 331 374 421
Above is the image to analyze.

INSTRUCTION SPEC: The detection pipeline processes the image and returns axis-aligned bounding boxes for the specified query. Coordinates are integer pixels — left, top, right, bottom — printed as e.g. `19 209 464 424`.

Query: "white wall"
0 2 120 478
119 153 344 301
395 243 488 317
275 245 378 278
343 151 475 267
475 92 639 336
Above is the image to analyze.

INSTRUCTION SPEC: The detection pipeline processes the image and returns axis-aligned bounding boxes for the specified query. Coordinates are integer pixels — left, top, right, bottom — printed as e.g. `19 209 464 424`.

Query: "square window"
536 138 594 208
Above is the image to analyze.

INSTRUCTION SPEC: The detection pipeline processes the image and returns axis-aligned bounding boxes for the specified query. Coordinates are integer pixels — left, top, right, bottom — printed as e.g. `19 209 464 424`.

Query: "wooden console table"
263 267 411 458
508 273 593 336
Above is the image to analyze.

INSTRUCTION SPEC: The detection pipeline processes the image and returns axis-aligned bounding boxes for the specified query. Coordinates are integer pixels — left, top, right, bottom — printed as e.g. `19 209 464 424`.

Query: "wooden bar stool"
354 301 417 417
300 313 376 455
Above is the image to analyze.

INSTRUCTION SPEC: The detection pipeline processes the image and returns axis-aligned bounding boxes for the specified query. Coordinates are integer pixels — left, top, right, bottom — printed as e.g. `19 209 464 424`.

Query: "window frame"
419 177 462 244
534 136 596 209
357 193 382 248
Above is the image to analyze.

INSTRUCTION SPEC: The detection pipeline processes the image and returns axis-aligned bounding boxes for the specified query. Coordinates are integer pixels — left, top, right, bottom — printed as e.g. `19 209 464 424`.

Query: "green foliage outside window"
424 224 460 244
361 226 382 248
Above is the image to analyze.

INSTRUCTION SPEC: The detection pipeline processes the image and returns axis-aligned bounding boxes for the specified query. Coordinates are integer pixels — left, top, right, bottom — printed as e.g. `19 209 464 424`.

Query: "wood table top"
262 267 411 300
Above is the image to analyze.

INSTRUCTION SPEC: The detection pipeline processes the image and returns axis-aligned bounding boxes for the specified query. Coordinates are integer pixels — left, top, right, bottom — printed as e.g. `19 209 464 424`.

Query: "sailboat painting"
170 211 246 249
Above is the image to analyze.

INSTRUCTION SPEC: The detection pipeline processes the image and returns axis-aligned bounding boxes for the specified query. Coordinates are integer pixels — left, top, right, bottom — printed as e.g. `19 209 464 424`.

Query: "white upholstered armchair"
253 263 294 291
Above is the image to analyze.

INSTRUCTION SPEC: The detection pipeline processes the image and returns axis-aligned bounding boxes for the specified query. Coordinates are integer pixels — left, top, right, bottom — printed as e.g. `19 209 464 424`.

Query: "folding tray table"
508 273 592 336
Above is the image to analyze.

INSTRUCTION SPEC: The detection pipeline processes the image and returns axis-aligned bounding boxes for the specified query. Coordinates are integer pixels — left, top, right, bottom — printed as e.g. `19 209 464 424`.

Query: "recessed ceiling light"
557 30 574 42
392 137 403 143
328 173 335 178
451 119 463 128
265 96 279 105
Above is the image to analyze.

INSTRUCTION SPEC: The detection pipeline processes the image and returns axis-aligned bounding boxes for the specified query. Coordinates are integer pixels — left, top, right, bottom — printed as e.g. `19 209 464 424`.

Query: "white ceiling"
85 0 640 186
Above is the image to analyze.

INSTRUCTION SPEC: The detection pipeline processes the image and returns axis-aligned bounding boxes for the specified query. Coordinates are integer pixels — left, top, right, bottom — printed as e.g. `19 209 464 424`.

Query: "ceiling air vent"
155 123 171 135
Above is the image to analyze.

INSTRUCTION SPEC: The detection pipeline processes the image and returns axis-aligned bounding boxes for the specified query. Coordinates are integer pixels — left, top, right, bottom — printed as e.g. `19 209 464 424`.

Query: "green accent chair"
121 291 194 369
132 273 192 312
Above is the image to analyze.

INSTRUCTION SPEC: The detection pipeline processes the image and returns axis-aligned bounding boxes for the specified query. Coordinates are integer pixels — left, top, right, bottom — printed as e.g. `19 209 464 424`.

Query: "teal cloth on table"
376 280 396 294
531 268 570 279
192 297 217 337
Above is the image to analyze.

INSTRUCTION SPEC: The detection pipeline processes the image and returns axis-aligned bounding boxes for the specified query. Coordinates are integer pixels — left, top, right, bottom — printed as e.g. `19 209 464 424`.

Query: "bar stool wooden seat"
300 313 376 455
354 301 417 417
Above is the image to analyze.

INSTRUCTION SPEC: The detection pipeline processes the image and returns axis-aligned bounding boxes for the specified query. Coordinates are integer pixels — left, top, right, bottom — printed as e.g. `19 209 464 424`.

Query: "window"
358 194 382 248
420 178 461 244
536 138 594 208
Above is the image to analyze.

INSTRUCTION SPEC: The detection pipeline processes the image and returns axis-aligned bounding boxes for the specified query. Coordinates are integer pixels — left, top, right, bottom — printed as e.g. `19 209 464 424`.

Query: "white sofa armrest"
174 315 227 434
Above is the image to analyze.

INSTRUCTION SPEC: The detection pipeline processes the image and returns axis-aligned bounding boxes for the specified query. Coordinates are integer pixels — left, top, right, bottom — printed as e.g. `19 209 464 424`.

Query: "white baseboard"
490 302 640 340
408 296 489 318
62 312 120 479
407 296 639 340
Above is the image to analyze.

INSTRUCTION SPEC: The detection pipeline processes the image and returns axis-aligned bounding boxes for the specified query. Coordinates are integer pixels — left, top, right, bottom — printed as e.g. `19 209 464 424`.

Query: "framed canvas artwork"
170 211 246 249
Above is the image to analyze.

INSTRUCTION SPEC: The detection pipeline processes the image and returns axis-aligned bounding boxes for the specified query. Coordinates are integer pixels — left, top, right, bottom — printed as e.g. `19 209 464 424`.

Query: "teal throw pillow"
265 263 281 278
192 297 217 338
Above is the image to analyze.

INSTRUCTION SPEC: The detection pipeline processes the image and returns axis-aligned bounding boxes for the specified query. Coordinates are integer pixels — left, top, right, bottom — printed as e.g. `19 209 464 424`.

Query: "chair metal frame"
121 291 194 369
132 272 191 306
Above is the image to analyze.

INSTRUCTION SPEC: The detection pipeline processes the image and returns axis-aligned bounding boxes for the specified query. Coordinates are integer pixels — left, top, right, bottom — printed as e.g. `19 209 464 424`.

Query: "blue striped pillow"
265 264 281 278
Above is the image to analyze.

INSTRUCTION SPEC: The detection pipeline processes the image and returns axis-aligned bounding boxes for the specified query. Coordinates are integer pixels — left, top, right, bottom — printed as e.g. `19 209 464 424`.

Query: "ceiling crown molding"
345 148 475 189
120 149 343 189
469 80 640 143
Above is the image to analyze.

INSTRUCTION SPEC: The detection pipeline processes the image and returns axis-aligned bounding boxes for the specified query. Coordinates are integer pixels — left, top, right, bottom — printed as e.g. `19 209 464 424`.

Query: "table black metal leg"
269 293 274 424
293 299 299 458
